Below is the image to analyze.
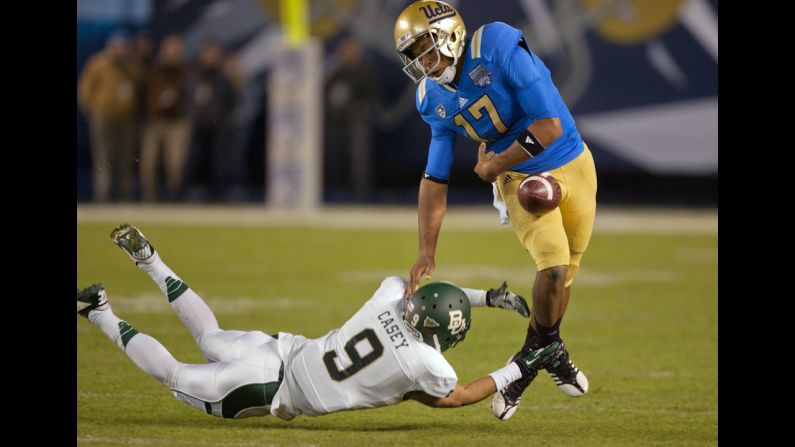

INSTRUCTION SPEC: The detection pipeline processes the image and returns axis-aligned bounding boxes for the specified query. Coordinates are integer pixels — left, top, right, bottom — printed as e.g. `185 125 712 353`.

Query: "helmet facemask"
398 28 463 85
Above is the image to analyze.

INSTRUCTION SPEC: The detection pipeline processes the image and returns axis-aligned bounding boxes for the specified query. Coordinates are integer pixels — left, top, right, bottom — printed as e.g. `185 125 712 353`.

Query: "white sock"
462 287 487 307
88 308 136 351
88 308 181 384
139 252 219 341
137 251 181 299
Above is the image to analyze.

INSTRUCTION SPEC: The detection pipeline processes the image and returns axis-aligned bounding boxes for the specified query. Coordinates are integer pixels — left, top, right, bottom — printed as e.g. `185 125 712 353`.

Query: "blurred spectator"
78 30 142 202
220 51 254 201
324 37 381 200
223 51 245 92
140 34 191 202
184 39 237 201
133 31 154 68
132 30 155 193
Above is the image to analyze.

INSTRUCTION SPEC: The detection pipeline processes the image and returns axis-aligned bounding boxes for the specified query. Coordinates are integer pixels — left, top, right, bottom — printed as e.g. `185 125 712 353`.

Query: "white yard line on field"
77 204 717 234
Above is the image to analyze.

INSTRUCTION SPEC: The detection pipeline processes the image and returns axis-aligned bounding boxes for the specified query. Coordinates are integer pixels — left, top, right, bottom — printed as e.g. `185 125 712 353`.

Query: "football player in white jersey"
77 224 562 420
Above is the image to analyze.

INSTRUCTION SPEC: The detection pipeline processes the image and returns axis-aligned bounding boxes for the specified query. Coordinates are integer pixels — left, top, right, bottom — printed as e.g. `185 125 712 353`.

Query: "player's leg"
88 118 111 202
77 284 282 419
526 146 597 397
498 173 571 344
516 213 588 398
490 175 570 418
139 123 161 202
109 223 274 363
163 119 191 200
492 171 588 419
559 143 597 290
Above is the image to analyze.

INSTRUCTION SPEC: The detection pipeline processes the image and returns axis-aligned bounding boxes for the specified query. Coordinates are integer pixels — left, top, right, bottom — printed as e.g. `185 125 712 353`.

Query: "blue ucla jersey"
417 22 584 181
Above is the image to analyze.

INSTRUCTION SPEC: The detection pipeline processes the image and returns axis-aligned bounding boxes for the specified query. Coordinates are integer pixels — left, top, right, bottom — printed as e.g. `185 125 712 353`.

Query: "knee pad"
565 252 584 288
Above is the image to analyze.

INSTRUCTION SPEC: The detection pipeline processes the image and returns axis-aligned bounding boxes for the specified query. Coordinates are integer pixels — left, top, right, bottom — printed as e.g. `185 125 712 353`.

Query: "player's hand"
514 342 562 376
474 142 497 183
486 281 530 318
406 255 435 298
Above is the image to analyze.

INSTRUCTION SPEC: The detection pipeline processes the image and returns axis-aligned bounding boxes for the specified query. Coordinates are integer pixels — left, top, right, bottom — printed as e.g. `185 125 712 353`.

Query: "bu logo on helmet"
419 2 456 23
448 310 466 334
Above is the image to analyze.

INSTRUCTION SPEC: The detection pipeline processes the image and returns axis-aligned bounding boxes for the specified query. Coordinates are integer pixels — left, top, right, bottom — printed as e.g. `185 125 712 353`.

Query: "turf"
77 222 717 446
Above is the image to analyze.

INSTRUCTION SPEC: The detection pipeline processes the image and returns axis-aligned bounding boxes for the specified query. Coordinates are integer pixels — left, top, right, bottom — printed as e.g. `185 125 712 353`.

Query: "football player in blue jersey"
394 1 596 420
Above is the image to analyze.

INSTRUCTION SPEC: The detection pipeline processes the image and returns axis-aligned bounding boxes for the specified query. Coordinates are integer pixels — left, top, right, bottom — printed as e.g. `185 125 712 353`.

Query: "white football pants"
87 255 283 419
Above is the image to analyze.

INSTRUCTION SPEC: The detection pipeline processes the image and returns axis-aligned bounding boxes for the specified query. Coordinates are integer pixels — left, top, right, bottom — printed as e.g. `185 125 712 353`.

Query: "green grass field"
77 209 717 446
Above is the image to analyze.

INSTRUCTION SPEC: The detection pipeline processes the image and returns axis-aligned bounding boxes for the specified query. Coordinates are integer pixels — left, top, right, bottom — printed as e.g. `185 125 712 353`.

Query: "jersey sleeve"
378 276 407 298
504 43 558 121
416 78 456 182
367 276 407 307
424 127 455 182
483 22 558 121
414 351 458 398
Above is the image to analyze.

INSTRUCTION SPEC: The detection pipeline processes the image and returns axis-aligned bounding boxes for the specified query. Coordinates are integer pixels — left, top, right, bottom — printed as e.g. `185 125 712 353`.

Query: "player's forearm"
529 117 563 147
438 376 498 408
461 287 487 307
476 118 564 180
483 143 531 178
410 361 526 408
491 118 563 172
501 117 563 166
459 375 499 405
417 178 448 256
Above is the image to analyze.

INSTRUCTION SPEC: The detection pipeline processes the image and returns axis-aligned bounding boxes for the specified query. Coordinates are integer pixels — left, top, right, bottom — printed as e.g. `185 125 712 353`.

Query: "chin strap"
433 65 457 84
431 39 462 85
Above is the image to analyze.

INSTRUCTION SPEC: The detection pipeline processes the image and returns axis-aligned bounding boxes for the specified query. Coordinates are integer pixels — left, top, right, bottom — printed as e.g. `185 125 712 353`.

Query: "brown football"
517 172 561 215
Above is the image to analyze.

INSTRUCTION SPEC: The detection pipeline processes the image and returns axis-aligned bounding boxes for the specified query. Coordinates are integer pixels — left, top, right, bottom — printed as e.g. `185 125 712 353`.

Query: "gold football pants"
495 144 597 287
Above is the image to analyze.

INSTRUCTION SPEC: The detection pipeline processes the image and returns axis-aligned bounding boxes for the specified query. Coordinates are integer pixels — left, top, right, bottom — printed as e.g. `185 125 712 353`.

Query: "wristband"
516 129 545 157
488 362 523 391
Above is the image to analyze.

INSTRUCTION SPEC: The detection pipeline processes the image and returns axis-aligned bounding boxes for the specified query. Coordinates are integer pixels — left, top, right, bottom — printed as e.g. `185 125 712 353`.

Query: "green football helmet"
403 282 471 352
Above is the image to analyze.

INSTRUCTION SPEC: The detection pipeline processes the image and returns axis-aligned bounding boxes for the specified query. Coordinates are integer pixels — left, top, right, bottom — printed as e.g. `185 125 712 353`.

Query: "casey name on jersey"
378 310 410 350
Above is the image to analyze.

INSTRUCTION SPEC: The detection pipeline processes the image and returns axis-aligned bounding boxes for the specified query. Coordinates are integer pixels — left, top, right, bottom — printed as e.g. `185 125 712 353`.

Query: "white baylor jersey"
270 276 458 420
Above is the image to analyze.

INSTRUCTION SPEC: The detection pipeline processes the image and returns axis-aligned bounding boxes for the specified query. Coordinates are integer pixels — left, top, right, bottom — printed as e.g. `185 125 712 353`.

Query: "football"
516 172 561 215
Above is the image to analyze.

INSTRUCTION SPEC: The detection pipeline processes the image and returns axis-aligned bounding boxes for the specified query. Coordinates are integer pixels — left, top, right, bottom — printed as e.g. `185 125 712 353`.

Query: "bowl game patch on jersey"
469 64 492 86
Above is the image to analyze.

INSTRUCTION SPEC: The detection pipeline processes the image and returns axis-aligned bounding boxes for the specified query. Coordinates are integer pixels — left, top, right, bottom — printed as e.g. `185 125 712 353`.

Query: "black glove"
513 341 561 376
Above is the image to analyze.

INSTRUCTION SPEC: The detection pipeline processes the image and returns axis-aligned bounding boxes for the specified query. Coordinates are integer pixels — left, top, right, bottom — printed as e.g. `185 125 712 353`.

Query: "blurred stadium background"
76 0 717 445
77 0 717 206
